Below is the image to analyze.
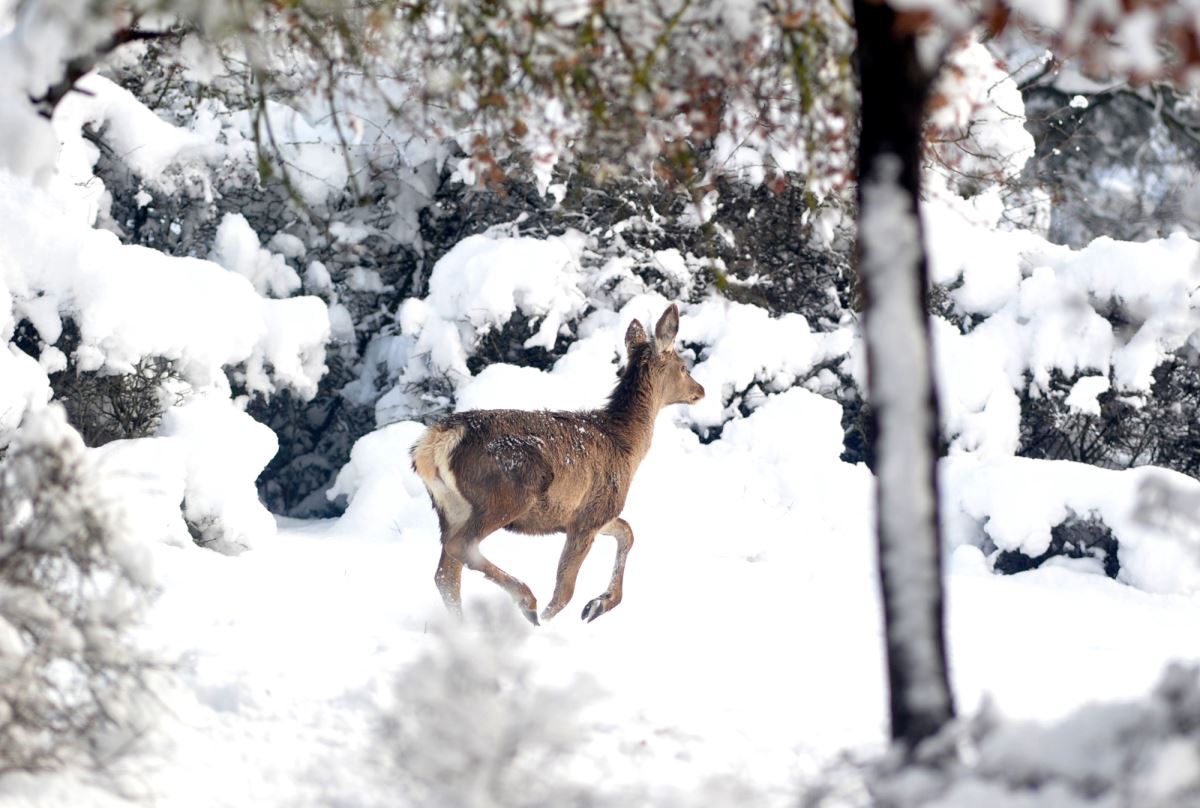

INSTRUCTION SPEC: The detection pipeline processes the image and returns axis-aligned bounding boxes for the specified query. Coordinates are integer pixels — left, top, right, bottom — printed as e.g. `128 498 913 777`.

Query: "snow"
0 343 51 438
156 396 281 553
325 420 432 536
94 436 192 550
111 381 884 806
928 41 1036 192
0 96 57 184
933 318 1022 458
384 231 590 419
1064 373 1110 415
944 456 1200 594
1005 0 1068 30
10 161 1199 808
9 174 1194 801
679 297 846 431
62 74 219 183
12 366 1192 806
925 189 1200 441
2 300 1199 807
230 101 351 207
210 213 302 299
0 173 330 417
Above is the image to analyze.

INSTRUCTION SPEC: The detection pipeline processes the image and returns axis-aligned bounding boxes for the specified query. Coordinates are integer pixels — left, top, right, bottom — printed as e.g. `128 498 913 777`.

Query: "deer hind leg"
581 517 634 623
429 501 469 618
443 516 541 626
540 529 598 622
434 546 464 617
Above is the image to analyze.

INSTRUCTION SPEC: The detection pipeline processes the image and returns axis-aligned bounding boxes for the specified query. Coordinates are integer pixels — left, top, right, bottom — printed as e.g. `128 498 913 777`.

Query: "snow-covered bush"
17 5 861 515
9 318 186 449
374 255 856 461
930 40 1200 492
0 169 330 422
926 112 1200 580
0 52 339 522
355 171 858 445
392 232 588 390
0 406 163 774
377 604 605 808
942 457 1200 594
51 356 183 448
1015 356 1200 479
926 40 1040 231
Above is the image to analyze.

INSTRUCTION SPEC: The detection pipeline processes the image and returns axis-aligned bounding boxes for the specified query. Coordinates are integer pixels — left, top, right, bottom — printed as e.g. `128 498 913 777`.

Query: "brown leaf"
982 5 1010 39
893 10 934 36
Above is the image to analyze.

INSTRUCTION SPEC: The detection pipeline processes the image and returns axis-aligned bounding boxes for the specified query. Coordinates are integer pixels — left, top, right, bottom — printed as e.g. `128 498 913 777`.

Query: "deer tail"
411 423 471 530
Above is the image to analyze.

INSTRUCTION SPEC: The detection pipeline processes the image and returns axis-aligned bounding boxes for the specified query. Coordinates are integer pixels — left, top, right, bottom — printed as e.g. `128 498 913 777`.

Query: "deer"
410 304 705 625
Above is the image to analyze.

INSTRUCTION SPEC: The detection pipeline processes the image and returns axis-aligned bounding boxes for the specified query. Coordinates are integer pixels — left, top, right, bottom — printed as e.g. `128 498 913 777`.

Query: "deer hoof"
581 597 608 623
521 607 540 626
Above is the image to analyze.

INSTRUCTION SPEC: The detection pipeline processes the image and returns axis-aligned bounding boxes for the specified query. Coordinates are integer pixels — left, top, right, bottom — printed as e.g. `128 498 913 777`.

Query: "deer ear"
654 304 679 352
625 318 648 353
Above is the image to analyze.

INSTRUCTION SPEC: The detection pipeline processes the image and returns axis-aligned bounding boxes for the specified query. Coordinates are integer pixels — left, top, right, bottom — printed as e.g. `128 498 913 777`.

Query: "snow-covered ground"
34 418 1199 807
12 375 1198 806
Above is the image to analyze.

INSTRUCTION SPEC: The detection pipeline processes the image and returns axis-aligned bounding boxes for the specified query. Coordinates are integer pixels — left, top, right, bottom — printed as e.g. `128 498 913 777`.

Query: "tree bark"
852 0 955 749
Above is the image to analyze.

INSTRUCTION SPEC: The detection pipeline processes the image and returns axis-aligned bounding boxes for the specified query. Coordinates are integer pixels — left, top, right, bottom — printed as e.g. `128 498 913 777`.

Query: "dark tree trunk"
852 0 955 749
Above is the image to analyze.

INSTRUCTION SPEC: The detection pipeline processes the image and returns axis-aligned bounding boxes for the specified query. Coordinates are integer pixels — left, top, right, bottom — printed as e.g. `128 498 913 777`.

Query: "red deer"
411 305 704 624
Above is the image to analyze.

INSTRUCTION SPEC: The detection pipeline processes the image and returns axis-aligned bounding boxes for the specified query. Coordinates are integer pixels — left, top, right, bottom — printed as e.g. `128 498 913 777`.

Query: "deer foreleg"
540 529 598 622
581 517 634 623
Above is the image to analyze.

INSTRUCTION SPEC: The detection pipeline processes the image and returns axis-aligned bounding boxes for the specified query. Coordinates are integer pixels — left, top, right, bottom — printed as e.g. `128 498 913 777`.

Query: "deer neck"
601 362 661 462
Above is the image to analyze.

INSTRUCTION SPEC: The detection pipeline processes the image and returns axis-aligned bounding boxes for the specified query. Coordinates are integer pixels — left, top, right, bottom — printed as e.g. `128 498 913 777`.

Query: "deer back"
439 409 633 536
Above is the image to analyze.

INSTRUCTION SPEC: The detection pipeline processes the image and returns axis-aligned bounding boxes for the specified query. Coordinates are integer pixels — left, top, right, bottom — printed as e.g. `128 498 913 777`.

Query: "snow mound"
157 397 280 553
933 317 1022 459
696 386 872 551
0 343 51 441
94 436 192 549
325 420 434 538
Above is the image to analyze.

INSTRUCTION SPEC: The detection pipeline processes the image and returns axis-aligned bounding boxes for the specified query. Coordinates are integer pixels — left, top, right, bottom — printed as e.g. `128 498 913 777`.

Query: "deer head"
623 304 705 408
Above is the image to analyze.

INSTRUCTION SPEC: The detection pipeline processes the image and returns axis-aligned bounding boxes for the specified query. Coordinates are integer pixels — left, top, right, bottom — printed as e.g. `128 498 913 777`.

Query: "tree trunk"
852 0 955 749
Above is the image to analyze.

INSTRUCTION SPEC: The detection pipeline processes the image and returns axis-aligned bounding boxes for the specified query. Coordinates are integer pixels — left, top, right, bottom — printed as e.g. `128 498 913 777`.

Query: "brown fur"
410 305 704 624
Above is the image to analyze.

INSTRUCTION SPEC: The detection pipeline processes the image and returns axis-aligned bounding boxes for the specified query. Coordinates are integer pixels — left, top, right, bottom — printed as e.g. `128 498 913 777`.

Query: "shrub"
377 603 602 808
0 406 163 774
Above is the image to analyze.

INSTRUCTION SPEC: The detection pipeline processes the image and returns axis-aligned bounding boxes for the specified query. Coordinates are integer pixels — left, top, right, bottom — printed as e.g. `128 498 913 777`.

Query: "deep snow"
9 389 1200 807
